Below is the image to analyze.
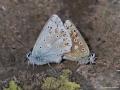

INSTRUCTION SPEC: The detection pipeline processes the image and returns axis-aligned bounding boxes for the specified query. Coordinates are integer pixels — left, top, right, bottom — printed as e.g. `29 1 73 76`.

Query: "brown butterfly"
63 20 95 64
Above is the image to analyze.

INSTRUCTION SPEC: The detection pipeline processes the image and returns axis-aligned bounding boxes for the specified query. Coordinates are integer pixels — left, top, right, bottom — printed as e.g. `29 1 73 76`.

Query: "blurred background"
0 0 120 90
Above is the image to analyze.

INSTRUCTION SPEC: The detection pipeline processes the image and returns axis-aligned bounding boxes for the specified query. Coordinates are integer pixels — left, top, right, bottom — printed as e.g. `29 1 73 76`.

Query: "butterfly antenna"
47 63 57 74
32 63 35 70
26 61 30 70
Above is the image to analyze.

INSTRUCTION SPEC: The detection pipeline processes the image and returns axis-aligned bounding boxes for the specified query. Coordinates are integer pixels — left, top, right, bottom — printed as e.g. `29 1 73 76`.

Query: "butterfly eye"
26 51 32 59
28 53 30 57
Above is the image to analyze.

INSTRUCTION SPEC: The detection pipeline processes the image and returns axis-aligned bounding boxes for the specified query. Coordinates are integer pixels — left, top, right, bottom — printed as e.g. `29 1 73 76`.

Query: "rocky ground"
0 0 120 90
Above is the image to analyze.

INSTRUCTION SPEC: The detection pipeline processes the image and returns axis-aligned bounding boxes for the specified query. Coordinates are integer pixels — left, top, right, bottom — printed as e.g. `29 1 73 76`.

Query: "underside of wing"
30 15 72 64
63 20 90 61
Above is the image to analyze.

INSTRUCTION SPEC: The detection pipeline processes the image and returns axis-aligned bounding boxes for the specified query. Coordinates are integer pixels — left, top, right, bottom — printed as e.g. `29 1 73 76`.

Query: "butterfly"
26 15 72 65
63 20 95 64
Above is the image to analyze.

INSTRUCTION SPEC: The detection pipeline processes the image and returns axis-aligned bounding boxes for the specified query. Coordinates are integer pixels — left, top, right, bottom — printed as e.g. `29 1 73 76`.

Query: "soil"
0 0 120 90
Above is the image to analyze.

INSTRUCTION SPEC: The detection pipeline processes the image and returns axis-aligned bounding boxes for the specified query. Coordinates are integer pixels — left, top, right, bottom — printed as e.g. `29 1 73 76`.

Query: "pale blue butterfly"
63 20 96 64
26 15 72 65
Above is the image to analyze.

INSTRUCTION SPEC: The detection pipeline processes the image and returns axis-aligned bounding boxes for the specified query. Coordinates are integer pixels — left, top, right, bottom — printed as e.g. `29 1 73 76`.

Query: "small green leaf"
41 69 80 90
3 80 22 90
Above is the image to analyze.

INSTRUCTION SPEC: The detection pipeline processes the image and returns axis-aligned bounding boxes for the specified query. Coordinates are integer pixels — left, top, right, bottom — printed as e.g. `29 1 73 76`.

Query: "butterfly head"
88 53 96 64
26 50 34 64
26 51 32 59
26 48 33 58
26 51 37 65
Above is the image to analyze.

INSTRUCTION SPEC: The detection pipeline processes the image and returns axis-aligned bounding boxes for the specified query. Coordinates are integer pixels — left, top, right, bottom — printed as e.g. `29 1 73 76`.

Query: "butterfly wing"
63 20 90 62
27 15 72 65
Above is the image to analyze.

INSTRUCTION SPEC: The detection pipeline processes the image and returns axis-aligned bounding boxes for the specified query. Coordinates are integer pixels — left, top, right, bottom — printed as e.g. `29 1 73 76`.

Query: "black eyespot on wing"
82 48 85 51
50 27 52 29
40 47 42 48
79 42 82 45
66 43 69 45
48 26 52 29
74 39 77 42
66 27 69 29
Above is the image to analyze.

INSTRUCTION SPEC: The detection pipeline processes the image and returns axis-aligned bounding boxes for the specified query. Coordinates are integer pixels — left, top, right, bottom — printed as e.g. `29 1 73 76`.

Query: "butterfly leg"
47 63 57 75
32 63 35 70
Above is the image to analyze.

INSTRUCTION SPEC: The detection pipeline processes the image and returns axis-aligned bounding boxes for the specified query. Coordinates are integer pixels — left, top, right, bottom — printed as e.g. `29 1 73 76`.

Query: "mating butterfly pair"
26 14 95 65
